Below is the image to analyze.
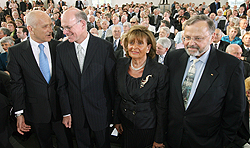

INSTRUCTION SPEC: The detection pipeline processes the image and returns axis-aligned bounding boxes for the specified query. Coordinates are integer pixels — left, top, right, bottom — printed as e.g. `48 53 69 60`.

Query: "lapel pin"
211 74 213 76
140 75 152 88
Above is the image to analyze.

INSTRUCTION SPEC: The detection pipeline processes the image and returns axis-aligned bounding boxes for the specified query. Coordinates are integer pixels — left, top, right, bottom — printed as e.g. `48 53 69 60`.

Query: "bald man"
57 8 116 148
226 44 250 78
7 10 71 148
226 44 250 147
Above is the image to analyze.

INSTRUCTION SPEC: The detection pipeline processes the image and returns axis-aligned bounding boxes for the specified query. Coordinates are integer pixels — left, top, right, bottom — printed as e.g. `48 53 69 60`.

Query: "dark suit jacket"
75 0 84 10
0 71 12 148
244 61 250 78
217 20 227 33
241 44 250 63
217 40 230 51
106 36 123 51
56 34 116 131
114 48 124 59
210 2 221 14
166 47 246 147
0 52 7 71
7 39 62 123
114 57 168 143
149 15 162 31
240 3 250 14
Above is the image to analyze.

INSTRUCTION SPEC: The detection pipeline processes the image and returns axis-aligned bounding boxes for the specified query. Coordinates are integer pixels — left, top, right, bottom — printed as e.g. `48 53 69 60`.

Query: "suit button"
184 116 186 119
124 108 127 112
132 111 136 115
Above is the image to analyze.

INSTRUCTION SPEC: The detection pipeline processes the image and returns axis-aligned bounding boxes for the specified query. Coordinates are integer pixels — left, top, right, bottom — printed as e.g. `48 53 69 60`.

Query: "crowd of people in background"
1 0 250 147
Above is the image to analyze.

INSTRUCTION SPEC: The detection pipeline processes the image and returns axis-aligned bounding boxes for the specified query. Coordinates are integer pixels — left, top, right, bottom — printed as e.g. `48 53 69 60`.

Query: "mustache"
186 46 199 49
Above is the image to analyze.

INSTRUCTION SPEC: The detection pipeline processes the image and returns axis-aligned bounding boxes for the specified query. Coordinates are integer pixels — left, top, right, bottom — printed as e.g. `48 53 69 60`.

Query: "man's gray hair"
123 22 131 28
160 27 170 35
0 27 10 36
184 15 215 34
75 10 88 23
112 25 121 31
0 36 14 45
157 37 171 49
101 19 110 26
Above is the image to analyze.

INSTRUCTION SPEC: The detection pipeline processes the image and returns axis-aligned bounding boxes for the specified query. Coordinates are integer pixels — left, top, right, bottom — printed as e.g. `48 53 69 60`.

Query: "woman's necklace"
130 60 146 71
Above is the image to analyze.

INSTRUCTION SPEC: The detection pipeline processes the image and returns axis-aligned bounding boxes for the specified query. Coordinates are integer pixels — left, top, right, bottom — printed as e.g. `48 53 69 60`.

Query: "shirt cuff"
63 114 71 117
15 110 23 115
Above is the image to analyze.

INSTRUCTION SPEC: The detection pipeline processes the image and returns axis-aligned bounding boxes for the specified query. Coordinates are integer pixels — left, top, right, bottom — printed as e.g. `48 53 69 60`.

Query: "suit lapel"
119 58 136 103
67 41 81 73
187 48 219 110
175 50 189 109
21 40 45 82
82 34 98 74
48 41 56 84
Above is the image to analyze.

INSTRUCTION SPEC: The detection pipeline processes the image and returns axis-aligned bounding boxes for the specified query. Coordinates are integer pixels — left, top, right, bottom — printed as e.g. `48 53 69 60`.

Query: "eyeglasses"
130 22 136 24
182 34 211 43
61 20 82 31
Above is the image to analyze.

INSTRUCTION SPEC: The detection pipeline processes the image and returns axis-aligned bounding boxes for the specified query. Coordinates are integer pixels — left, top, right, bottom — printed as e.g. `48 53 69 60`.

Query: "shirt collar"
29 37 49 51
74 32 90 50
189 48 211 64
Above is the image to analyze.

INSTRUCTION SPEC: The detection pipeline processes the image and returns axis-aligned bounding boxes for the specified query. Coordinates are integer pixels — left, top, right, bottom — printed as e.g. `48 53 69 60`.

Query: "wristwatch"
15 113 23 118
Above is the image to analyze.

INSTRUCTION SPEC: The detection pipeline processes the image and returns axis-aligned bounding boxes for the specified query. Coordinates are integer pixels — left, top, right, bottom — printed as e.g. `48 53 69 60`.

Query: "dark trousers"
0 106 13 148
74 119 110 148
123 126 155 148
30 120 72 148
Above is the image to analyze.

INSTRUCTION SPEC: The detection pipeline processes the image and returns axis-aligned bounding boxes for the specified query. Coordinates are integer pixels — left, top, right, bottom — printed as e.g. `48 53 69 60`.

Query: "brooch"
140 75 152 88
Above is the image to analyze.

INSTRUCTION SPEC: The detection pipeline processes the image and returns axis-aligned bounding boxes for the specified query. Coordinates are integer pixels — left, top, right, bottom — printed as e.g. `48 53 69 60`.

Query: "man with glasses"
165 15 246 148
7 10 71 148
57 8 116 148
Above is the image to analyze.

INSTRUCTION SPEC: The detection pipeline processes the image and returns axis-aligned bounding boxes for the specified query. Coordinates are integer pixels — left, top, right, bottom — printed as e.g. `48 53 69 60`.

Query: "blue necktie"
101 30 106 39
113 39 117 51
39 44 50 83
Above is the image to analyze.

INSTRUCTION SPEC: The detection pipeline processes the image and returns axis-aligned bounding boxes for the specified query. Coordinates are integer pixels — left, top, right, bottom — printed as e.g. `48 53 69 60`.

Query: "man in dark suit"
149 8 163 32
212 28 230 51
75 0 84 10
7 10 71 148
0 71 12 148
58 8 116 148
210 0 220 14
155 37 171 65
106 25 122 51
240 0 250 14
165 15 246 148
226 44 250 79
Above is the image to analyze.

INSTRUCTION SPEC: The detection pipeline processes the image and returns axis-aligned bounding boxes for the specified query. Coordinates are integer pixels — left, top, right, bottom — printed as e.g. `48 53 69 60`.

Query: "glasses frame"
62 20 82 31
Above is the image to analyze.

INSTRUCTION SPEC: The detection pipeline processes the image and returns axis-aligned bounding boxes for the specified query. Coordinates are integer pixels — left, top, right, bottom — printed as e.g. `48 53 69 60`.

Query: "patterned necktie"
101 30 106 39
182 59 199 109
39 44 50 83
113 39 117 51
76 44 84 72
159 55 164 64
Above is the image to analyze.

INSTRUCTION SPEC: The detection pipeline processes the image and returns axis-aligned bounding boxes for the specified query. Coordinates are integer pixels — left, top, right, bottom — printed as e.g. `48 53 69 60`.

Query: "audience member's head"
156 37 171 56
226 44 243 59
0 36 14 52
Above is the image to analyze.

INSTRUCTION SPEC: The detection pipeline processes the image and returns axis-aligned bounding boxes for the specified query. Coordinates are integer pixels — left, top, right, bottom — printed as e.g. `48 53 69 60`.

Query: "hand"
114 124 123 134
152 142 165 148
62 115 72 128
16 115 31 135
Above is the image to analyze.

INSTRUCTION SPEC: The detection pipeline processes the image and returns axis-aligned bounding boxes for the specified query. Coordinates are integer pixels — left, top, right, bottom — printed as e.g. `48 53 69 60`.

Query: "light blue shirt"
182 48 211 109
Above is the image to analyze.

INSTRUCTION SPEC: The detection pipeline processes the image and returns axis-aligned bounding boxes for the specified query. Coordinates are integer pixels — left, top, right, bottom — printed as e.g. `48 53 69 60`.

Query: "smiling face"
128 37 150 60
183 21 214 57
61 9 87 43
